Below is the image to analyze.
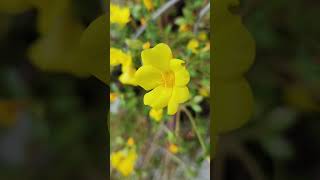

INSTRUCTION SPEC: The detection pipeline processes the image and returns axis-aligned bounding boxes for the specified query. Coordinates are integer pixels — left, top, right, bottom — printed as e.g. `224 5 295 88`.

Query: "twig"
132 0 181 39
175 109 181 137
193 3 210 34
156 144 194 177
140 124 165 168
181 106 207 154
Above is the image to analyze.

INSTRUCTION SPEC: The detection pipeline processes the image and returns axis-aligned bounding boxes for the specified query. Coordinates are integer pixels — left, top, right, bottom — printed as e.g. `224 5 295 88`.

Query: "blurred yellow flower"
149 108 163 122
110 92 118 103
119 65 137 86
140 17 147 26
198 31 208 41
199 86 210 97
142 41 151 50
110 48 131 66
110 3 130 26
135 43 190 115
127 137 135 146
143 0 154 11
111 149 137 177
110 48 137 85
168 143 179 154
202 42 210 52
187 39 199 54
179 24 190 32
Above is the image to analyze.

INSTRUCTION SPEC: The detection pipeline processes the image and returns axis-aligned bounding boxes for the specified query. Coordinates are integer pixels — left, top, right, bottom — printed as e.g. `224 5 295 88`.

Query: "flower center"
161 71 175 88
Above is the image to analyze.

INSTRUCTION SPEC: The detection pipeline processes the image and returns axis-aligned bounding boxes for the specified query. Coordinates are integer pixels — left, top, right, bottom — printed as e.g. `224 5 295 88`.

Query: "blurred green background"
0 0 108 179
213 0 320 180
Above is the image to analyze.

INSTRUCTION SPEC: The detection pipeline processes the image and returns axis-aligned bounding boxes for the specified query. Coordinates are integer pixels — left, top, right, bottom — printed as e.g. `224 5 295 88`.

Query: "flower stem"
181 106 207 154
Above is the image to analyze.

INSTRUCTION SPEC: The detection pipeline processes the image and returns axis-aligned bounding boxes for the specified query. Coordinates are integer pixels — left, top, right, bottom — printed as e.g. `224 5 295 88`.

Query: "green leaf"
125 39 143 49
191 104 202 113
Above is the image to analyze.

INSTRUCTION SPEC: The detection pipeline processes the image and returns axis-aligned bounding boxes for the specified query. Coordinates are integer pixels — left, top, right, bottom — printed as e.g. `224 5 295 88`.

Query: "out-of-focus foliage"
212 0 255 160
213 0 320 179
0 0 107 179
0 0 108 84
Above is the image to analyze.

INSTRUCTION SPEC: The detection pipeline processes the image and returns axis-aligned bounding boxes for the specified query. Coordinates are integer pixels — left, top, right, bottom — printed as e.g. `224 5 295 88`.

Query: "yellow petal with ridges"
175 67 190 86
168 101 178 115
141 43 172 71
172 86 190 103
170 59 185 71
168 86 189 115
135 65 162 90
144 86 172 109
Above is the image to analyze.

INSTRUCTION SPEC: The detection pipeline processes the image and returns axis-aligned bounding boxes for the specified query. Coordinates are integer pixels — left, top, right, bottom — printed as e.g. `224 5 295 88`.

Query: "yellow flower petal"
168 86 189 114
198 31 208 41
187 39 199 53
174 86 190 103
174 67 190 86
149 108 163 122
141 43 172 71
110 3 130 26
111 151 125 168
179 24 190 32
135 65 162 90
168 101 178 115
111 149 137 177
142 41 151 49
144 86 172 109
168 144 179 154
127 137 135 146
143 0 154 11
119 66 137 85
110 92 118 103
170 59 185 71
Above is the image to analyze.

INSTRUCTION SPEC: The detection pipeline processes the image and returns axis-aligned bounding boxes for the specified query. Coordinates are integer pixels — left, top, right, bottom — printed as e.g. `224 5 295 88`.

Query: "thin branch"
193 3 210 34
140 124 165 168
132 0 181 39
181 106 207 154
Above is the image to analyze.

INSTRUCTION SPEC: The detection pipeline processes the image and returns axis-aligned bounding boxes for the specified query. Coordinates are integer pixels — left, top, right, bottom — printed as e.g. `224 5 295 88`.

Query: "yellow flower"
111 149 137 177
110 92 118 103
187 39 199 54
110 48 131 66
119 65 137 86
168 143 179 154
135 43 190 115
179 24 190 32
198 31 208 41
202 42 210 52
127 137 135 146
149 108 163 122
199 86 210 97
140 17 147 26
111 151 125 168
110 48 137 85
142 41 151 50
110 3 130 26
143 0 154 11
